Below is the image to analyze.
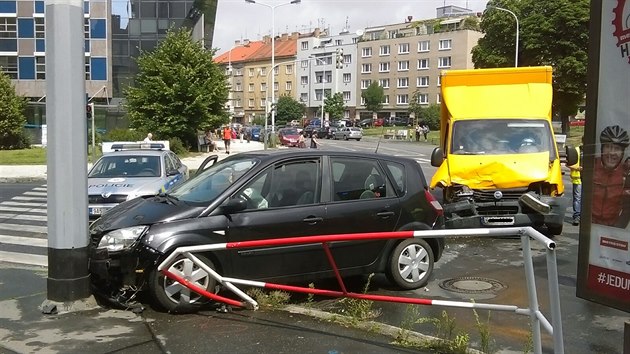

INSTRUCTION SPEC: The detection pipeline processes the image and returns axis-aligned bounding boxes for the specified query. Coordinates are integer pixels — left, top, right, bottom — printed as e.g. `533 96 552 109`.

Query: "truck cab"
430 66 575 235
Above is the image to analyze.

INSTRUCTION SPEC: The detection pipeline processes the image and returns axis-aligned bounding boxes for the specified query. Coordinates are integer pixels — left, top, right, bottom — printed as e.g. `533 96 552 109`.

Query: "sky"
212 0 491 55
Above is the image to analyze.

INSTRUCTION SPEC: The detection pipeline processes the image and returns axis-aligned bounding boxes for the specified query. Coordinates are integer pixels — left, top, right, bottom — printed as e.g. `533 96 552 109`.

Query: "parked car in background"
278 128 301 147
250 126 262 141
359 118 373 128
87 143 188 221
374 118 385 127
326 126 338 139
387 117 409 126
333 127 363 141
89 149 445 313
303 125 316 137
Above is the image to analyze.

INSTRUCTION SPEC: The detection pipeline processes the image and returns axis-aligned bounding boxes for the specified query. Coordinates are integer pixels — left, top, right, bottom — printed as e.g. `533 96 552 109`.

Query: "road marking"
0 250 47 267
0 234 47 247
24 191 47 197
33 187 47 192
0 223 47 234
0 213 48 222
0 206 47 213
1 201 47 207
12 196 47 202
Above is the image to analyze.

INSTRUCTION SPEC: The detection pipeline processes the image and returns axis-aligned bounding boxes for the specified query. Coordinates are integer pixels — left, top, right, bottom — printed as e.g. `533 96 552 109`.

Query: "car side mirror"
431 147 444 167
166 169 179 176
565 145 578 166
222 197 247 214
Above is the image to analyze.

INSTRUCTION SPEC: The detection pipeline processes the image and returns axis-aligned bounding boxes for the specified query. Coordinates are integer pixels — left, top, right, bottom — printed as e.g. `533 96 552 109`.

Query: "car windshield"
170 157 258 204
282 129 299 135
88 155 161 178
450 119 554 155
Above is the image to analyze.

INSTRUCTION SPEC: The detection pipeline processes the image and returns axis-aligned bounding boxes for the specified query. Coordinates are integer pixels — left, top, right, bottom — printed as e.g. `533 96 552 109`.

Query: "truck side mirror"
565 145 578 166
431 147 444 167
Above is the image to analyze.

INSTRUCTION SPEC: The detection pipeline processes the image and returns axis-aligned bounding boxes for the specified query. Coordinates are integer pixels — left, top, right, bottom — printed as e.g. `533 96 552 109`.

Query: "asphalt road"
0 139 627 353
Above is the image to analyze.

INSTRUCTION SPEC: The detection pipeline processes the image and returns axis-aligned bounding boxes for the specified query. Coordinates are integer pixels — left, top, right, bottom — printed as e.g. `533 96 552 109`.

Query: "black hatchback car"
89 150 445 312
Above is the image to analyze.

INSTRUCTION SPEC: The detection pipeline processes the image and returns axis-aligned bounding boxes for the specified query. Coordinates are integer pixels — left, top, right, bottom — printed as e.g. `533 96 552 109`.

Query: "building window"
361 47 372 57
260 67 267 76
379 78 389 88
398 60 409 71
397 94 409 104
418 58 429 70
417 76 429 87
382 95 389 104
248 83 254 92
260 83 266 91
34 18 44 38
301 41 308 50
379 62 390 72
0 56 17 78
301 76 308 85
300 92 308 102
274 82 278 91
379 45 390 56
436 93 441 104
285 64 293 74
439 39 452 50
35 39 44 52
417 93 429 104
90 19 106 39
248 99 254 107
0 17 17 38
0 1 16 13
35 1 44 14
18 56 34 79
343 91 350 101
360 97 365 105
437 75 441 86
17 18 34 38
397 77 409 88
438 56 451 68
35 56 44 79
398 43 410 54
335 39 342 45
0 38 16 51
235 99 242 108
235 68 242 76
91 57 107 80
235 83 242 91
84 56 90 80
418 40 430 52
248 68 254 77
360 79 372 89
301 59 309 68
260 98 266 107
273 66 278 75
361 63 372 73
343 73 351 83
343 54 351 64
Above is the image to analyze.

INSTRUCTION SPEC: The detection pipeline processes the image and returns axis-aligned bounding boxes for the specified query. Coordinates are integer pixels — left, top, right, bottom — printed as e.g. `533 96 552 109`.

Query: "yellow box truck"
430 66 575 235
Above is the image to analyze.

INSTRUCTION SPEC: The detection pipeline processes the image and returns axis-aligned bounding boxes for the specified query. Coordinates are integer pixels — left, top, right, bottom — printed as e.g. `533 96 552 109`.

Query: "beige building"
356 15 483 121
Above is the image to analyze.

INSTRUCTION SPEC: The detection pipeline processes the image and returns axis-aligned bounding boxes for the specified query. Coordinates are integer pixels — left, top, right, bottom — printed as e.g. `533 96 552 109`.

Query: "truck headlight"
97 226 148 252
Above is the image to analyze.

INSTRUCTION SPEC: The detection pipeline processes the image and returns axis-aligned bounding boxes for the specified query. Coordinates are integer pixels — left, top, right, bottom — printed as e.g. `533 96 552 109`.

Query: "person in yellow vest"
568 138 583 225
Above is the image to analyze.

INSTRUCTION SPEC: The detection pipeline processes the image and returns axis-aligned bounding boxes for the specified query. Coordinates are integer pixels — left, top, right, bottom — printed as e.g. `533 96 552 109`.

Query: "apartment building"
296 28 359 122
356 13 482 121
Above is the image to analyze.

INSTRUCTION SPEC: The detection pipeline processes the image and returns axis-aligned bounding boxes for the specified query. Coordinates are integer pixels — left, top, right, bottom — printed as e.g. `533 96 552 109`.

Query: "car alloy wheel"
149 254 217 313
387 239 434 290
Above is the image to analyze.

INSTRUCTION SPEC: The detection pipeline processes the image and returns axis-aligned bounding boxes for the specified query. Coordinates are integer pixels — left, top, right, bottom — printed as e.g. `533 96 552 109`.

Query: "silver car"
333 127 363 141
87 143 189 220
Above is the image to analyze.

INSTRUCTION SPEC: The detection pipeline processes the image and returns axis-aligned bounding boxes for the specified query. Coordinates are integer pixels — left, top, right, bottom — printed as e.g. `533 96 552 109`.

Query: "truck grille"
88 194 128 204
477 205 520 215
472 188 528 202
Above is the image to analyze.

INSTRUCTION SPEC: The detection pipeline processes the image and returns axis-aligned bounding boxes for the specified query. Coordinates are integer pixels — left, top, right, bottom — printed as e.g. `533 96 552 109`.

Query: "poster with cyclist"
576 0 630 313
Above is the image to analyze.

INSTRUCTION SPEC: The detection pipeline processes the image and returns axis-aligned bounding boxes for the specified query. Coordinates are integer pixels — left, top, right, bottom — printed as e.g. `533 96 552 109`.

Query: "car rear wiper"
156 192 179 205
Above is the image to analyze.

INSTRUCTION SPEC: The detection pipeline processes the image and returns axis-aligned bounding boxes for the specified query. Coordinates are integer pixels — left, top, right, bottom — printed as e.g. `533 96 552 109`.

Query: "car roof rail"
111 142 166 151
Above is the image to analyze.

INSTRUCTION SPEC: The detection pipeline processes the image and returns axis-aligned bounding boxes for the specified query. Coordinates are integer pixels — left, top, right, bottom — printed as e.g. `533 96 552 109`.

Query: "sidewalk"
0 140 267 183
0 263 438 354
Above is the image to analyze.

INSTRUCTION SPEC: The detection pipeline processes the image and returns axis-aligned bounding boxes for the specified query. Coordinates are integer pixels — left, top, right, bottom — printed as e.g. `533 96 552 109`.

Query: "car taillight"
424 189 444 216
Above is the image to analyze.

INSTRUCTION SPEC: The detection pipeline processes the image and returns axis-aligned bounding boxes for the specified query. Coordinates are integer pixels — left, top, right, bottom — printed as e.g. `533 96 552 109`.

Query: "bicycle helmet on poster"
600 125 630 147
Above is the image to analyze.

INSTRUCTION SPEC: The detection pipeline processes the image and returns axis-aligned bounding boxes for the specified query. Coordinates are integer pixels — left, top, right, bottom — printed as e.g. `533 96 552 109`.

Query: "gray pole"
45 0 90 301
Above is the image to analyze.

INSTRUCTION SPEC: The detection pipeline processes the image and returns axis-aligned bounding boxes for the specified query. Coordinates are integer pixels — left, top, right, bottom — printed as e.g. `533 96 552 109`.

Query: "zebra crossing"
0 185 48 267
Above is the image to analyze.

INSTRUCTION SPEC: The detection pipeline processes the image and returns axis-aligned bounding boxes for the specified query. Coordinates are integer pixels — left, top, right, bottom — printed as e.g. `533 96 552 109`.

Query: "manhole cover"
439 277 507 294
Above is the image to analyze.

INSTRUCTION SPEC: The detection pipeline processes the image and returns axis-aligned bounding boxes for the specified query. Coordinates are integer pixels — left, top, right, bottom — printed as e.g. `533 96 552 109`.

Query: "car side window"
384 161 405 195
331 158 391 201
168 152 182 169
163 154 176 175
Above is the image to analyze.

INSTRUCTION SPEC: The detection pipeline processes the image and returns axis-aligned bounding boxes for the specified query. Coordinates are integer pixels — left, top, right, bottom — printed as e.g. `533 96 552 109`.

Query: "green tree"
275 95 305 122
125 28 229 148
324 92 345 120
361 81 384 116
472 0 589 136
0 71 28 149
412 102 441 131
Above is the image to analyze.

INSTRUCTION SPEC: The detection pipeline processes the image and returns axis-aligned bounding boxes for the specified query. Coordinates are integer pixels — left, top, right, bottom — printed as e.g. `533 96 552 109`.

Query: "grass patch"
0 147 48 165
245 288 291 309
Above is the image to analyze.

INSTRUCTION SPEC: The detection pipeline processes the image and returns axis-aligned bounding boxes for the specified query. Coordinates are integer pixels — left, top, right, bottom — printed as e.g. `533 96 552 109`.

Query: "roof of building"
214 41 265 64
247 38 297 62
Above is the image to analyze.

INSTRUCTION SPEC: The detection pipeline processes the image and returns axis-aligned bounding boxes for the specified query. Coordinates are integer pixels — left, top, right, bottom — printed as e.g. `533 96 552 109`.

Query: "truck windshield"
450 119 554 155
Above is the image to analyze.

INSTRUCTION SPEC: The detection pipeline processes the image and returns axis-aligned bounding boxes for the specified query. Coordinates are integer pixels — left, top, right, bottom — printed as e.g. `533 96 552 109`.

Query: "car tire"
148 253 217 313
356 138 361 141
387 239 434 290
546 224 562 237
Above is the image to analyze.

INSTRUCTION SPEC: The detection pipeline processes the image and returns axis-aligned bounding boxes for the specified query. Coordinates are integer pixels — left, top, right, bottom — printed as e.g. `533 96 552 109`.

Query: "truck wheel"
149 254 217 313
546 224 563 236
387 239 434 290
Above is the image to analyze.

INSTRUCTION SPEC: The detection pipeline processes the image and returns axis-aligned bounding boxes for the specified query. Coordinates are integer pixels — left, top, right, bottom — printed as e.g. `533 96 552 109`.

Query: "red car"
278 128 301 147
374 118 385 127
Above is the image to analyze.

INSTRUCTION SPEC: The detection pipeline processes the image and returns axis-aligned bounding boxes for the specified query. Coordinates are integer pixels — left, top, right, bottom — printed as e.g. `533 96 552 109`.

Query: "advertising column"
577 0 630 313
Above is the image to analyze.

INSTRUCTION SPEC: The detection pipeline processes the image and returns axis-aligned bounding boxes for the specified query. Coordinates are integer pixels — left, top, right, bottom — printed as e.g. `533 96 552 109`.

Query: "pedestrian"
591 125 630 228
415 124 421 142
568 137 583 225
204 129 217 152
310 133 320 149
222 126 232 154
298 132 306 148
422 124 430 141
143 133 153 143
239 127 244 143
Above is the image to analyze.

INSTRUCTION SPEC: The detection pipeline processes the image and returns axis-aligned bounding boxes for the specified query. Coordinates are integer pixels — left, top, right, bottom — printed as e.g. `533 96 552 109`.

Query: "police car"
87 143 188 220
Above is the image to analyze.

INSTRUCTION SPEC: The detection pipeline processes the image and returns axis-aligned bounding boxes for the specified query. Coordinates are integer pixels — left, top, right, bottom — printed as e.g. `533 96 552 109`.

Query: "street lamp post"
486 5 519 67
245 0 301 134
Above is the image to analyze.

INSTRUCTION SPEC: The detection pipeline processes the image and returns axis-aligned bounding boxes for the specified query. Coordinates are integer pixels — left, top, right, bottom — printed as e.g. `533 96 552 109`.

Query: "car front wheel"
149 254 217 313
387 239 434 290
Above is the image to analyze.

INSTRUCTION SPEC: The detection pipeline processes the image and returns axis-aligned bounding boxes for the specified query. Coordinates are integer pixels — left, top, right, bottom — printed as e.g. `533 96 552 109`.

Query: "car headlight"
97 226 148 252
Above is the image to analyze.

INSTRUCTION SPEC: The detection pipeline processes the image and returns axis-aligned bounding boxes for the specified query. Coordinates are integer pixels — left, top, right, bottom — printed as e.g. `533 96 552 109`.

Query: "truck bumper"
444 196 568 229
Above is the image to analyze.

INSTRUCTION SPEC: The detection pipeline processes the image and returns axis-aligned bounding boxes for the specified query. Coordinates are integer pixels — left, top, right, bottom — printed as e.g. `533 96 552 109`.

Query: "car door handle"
303 216 323 224
376 211 395 218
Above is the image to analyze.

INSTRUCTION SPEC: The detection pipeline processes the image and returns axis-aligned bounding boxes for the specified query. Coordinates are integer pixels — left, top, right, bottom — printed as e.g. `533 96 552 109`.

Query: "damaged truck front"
430 66 577 236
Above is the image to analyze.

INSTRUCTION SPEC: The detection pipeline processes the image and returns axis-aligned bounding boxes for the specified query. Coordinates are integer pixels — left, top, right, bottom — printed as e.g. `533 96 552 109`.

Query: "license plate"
89 207 107 216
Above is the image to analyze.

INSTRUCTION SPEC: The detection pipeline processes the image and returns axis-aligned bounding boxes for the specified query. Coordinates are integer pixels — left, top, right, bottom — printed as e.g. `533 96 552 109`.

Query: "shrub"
103 128 145 142
0 130 30 149
168 136 187 155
